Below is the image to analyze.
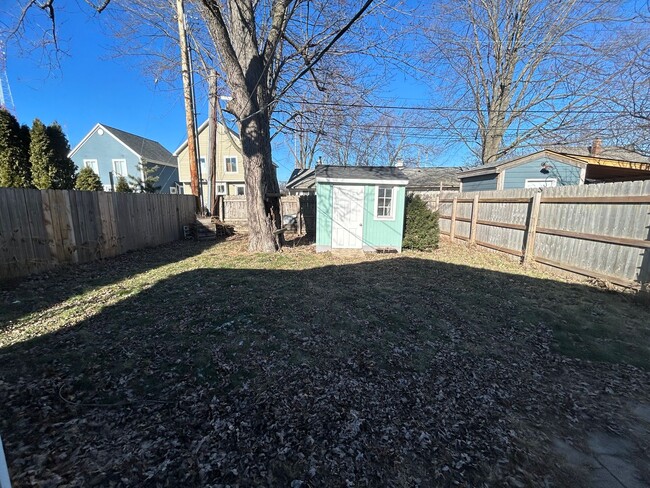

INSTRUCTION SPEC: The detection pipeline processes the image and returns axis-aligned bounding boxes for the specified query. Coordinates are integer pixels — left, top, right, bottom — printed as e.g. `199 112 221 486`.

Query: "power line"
298 100 629 115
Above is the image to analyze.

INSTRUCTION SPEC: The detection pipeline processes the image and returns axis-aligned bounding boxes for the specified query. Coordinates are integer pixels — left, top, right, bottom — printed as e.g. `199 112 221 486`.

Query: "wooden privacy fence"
0 188 197 280
221 194 316 236
438 180 650 289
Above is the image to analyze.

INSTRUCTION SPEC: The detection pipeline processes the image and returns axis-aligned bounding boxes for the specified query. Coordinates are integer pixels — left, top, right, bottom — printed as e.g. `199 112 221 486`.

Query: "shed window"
225 156 238 173
376 186 394 219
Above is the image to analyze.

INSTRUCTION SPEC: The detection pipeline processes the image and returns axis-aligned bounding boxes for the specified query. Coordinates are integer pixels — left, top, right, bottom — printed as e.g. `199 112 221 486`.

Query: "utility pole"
176 0 200 212
207 69 218 216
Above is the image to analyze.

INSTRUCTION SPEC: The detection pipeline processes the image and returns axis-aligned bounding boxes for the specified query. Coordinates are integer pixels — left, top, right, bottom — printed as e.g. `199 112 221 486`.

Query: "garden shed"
315 165 408 252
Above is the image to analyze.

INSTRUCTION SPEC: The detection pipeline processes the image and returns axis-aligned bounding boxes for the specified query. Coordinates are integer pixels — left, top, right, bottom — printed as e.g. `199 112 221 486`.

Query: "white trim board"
316 177 408 185
70 123 139 160
374 185 397 221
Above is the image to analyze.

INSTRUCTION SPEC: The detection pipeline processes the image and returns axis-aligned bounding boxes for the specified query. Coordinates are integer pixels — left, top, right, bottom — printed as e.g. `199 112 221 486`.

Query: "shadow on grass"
0 256 648 485
0 240 215 329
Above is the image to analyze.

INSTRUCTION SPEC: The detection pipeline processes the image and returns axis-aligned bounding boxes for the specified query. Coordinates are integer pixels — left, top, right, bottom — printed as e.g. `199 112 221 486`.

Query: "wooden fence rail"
221 194 316 236
0 188 197 281
438 180 650 290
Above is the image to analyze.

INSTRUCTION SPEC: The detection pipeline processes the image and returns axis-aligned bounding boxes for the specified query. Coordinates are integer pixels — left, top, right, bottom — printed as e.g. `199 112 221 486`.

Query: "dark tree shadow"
0 240 214 327
1 257 649 486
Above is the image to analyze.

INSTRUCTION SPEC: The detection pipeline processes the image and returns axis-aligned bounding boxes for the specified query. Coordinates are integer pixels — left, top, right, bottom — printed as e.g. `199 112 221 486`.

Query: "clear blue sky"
4 5 308 180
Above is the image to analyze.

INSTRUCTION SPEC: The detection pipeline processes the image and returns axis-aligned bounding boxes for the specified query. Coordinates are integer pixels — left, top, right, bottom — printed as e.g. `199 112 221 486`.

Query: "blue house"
69 123 179 192
458 144 650 192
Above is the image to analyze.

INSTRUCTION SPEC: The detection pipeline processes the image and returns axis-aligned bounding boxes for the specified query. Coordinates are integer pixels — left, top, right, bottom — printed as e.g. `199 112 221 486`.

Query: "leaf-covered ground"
1 237 649 487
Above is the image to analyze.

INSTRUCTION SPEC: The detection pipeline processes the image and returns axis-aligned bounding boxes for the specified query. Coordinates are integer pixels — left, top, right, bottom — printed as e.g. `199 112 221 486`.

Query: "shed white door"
332 185 364 249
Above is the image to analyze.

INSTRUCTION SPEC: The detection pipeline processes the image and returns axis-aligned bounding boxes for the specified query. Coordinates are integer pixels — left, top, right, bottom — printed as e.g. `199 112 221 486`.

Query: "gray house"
69 123 179 192
458 143 650 192
286 168 316 195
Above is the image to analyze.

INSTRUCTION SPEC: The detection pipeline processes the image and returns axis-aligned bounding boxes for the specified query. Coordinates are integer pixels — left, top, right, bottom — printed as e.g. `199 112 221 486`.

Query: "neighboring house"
402 167 461 194
69 123 178 193
174 120 246 206
457 141 650 192
286 168 316 195
315 165 408 252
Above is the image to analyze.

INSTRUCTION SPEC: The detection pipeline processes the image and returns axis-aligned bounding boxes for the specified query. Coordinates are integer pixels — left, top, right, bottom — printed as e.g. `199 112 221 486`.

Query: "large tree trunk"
239 110 283 252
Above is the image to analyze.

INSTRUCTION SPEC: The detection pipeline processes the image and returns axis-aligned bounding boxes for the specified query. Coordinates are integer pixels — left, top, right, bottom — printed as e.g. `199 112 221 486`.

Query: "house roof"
315 165 409 184
286 168 316 189
172 119 241 156
101 124 176 165
401 167 461 188
69 123 176 167
550 146 650 164
458 146 650 179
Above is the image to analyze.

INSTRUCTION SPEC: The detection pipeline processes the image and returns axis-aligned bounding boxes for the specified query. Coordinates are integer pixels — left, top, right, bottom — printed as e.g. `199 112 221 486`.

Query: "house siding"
147 163 178 193
177 123 245 202
460 174 498 192
502 156 582 188
361 185 405 251
71 129 140 190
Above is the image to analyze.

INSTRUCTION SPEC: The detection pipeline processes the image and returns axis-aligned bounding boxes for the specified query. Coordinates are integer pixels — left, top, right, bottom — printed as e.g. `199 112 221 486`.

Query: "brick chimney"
590 138 602 156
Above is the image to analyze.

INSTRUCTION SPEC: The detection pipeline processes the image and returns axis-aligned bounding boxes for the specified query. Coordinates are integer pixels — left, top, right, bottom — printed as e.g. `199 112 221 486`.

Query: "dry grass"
1 237 649 486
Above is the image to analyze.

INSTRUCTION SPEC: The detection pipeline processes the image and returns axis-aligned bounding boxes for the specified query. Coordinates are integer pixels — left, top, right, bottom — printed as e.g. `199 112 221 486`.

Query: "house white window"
216 183 227 195
199 157 207 179
375 186 395 220
525 178 557 189
234 184 245 196
225 156 238 173
112 159 128 177
83 159 99 174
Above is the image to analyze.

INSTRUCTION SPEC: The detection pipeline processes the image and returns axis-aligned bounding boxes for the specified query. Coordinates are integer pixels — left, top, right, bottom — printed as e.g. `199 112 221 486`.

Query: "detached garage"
315 166 408 252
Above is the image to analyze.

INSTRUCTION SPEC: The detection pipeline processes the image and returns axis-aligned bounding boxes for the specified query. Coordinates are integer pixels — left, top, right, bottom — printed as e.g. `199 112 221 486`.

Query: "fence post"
470 194 479 244
523 191 542 264
450 196 458 241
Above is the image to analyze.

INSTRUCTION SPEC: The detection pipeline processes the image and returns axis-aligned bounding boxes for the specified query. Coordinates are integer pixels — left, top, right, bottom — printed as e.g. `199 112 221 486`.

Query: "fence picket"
438 182 650 289
0 189 196 281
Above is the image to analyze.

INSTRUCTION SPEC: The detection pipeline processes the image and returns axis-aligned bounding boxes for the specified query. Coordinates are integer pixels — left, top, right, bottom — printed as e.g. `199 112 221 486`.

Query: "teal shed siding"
316 183 333 248
316 182 406 251
361 185 405 250
71 130 142 189
502 156 582 188
460 174 498 192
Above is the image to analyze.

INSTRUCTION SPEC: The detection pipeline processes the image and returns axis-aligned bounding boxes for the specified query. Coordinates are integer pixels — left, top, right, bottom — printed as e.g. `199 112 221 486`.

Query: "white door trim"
332 185 364 249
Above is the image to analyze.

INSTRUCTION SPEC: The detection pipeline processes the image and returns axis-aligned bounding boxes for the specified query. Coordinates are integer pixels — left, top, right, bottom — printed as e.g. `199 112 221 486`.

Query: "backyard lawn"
1 236 649 486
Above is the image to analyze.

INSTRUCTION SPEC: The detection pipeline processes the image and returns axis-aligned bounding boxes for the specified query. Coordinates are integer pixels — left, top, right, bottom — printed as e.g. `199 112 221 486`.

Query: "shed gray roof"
315 165 408 181
102 124 176 165
401 167 461 188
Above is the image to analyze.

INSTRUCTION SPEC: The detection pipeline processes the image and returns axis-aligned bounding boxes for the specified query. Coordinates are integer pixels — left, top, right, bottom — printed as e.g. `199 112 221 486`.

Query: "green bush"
402 195 439 251
115 176 132 192
75 166 103 191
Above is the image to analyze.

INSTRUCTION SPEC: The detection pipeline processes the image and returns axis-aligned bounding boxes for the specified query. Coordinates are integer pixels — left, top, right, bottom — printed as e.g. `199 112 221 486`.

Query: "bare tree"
5 0 395 251
420 0 624 165
601 31 650 155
